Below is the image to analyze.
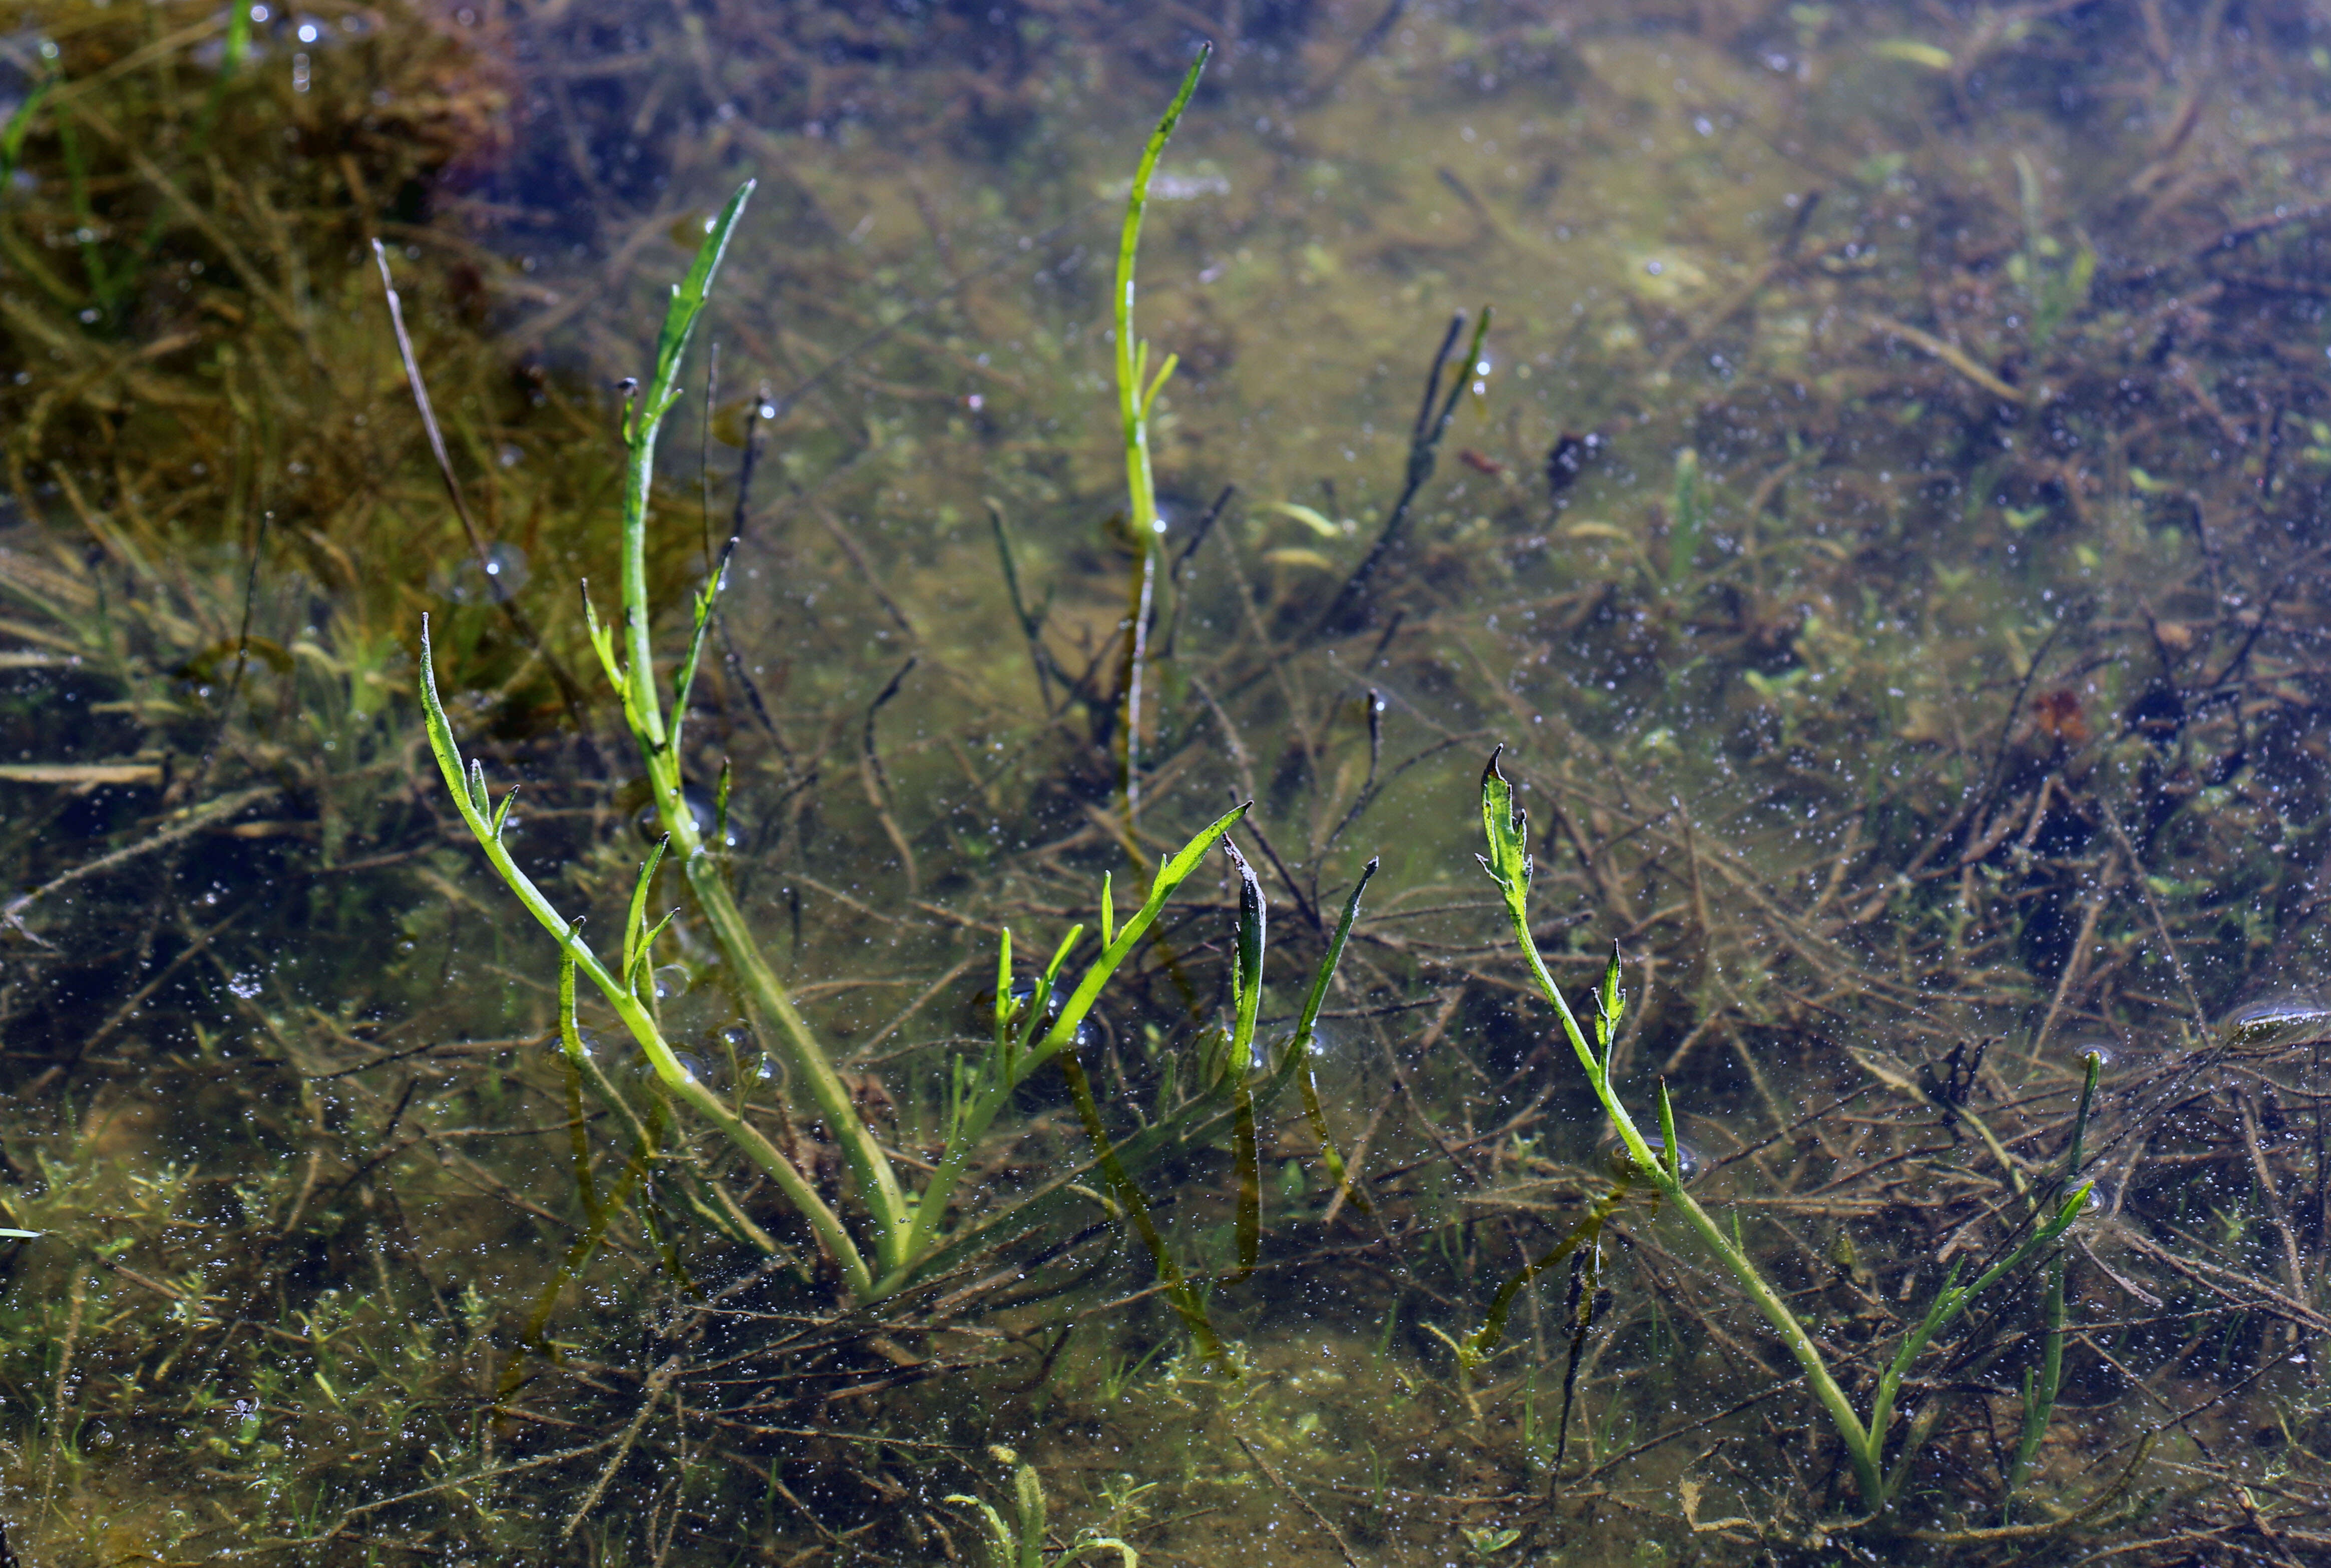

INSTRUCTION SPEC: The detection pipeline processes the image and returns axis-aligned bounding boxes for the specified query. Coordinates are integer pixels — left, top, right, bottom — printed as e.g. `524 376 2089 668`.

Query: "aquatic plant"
1474 748 2104 1519
16 2 2331 1558
947 1445 1138 1568
415 49 1365 1320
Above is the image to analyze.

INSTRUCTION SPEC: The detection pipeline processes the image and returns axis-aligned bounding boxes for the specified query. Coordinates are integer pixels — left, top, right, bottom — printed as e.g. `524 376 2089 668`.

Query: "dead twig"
1234 1432 1362 1568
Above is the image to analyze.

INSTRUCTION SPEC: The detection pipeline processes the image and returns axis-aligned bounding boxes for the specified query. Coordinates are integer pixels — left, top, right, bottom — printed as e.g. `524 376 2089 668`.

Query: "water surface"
6 2 2331 1562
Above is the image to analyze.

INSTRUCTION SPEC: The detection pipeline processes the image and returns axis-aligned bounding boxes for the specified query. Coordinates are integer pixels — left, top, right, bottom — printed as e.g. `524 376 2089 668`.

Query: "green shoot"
622 837 668 984
1113 46 1208 548
409 63 1372 1369
1477 747 2091 1515
1110 43 1209 832
2005 1046 2103 1515
1285 861 1377 1214
1665 447 1705 584
0 77 54 191
418 614 870 1297
949 1450 1138 1568
1223 840 1266 1281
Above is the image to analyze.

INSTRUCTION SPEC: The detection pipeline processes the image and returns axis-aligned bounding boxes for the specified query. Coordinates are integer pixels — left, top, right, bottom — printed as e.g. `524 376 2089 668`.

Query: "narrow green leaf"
1034 803 1245 1070
1285 860 1376 1213
221 4 252 72
1196 1023 1234 1091
624 838 670 982
1289 859 1375 1056
642 180 756 432
627 908 677 1000
1019 924 1084 1054
993 927 1015 1055
0 77 54 186
1100 871 1114 949
579 581 625 694
669 539 735 750
1140 351 1179 420
1666 446 1704 584
1656 1078 1681 1183
1013 1460 1046 1560
1223 838 1266 1071
489 783 518 843
1112 44 1210 546
416 615 478 828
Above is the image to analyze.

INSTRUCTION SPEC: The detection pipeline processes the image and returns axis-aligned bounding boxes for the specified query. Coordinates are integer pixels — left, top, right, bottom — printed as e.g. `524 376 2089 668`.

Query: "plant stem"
875 804 1247 1293
418 620 873 1298
1480 751 1880 1501
1111 45 1208 833
1654 1163 1883 1504
682 850 911 1271
609 183 912 1276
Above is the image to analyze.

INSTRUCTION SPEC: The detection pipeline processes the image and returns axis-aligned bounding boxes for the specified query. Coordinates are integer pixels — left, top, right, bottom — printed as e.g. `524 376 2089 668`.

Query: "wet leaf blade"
644 180 756 429
624 837 670 983
1285 860 1376 1212
1223 838 1265 1065
1033 803 1246 1071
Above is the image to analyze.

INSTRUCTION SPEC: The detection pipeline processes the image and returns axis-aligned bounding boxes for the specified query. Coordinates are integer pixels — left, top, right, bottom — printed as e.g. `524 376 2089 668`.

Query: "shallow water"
7 2 2331 1562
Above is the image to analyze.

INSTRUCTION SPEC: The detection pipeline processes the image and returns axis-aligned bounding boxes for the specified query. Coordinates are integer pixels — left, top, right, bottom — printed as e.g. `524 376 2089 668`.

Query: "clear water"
6 2 2331 1561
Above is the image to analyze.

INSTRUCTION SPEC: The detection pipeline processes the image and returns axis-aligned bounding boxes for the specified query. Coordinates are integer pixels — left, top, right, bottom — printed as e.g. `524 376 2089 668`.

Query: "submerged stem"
1111 45 1209 835
1479 748 1879 1501
417 617 872 1298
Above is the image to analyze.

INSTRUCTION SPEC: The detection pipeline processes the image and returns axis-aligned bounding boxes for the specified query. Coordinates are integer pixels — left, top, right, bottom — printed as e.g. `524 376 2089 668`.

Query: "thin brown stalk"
1235 1432 1363 1568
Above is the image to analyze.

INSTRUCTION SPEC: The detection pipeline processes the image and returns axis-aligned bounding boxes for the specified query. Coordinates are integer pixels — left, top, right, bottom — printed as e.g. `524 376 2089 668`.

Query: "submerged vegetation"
417 51 1377 1349
9 1 2331 1563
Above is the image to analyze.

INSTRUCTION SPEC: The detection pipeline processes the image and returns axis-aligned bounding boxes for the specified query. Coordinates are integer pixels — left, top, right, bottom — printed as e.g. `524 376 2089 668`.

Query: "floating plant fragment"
2220 991 2331 1050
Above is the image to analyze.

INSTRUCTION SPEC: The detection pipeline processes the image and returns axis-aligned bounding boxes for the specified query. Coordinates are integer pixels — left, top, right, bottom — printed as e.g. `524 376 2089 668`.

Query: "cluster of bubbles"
561 1018 769 1091
633 783 739 849
1598 1128 1702 1183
